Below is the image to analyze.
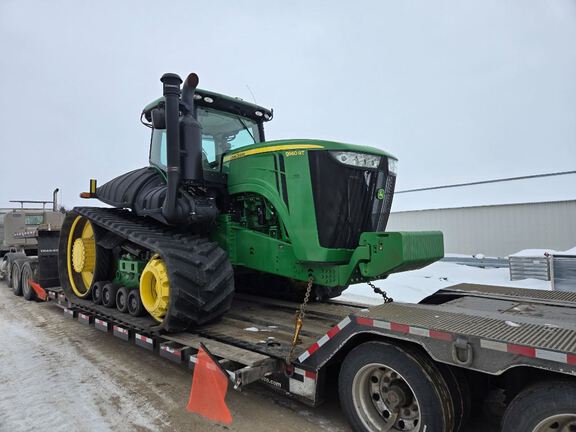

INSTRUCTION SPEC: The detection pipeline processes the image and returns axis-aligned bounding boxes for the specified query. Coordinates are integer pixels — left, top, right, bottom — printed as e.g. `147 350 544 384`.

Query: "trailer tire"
501 381 576 432
436 363 471 431
11 259 28 296
339 341 454 432
21 260 39 301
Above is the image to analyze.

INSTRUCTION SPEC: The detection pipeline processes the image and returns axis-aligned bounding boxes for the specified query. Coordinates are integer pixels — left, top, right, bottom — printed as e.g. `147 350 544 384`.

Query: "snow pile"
555 247 576 256
509 249 557 257
337 261 550 305
506 246 576 257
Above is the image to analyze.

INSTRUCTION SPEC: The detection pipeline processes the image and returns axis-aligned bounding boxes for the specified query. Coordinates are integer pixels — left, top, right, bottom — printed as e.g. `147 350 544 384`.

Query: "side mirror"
151 107 166 129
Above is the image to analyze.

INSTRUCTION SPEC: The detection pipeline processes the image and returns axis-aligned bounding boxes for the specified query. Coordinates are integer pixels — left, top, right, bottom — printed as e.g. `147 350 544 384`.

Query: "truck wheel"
92 281 106 305
127 289 146 317
339 341 454 432
116 286 128 313
501 381 576 432
11 259 27 296
21 260 39 301
6 252 26 288
101 282 119 308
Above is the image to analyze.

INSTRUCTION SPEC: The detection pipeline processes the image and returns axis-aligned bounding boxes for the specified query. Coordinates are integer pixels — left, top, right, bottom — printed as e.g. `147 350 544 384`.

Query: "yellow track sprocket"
66 215 97 298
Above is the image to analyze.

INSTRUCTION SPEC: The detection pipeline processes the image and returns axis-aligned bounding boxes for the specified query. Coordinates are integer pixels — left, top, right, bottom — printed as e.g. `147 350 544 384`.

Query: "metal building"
387 199 576 257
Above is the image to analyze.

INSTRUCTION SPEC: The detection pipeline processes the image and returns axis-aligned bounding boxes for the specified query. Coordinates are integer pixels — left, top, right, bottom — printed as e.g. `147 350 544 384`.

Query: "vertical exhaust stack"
180 73 204 183
52 188 59 212
160 73 183 224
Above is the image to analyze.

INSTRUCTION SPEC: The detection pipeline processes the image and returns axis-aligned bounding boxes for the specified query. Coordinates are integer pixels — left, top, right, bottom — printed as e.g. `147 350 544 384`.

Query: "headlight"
388 158 398 175
330 151 381 169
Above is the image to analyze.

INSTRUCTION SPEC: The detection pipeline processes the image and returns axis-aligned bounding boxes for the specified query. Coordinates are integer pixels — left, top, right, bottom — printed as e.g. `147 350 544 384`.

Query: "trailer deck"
67 291 362 360
44 281 576 410
47 287 363 401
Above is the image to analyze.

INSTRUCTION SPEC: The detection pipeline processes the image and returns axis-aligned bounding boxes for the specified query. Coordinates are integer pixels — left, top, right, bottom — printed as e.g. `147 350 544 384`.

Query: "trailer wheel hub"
140 256 170 322
72 238 96 273
353 364 421 431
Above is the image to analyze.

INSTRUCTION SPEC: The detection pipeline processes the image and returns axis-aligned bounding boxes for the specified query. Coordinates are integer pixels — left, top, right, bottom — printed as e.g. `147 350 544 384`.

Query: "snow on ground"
337 261 551 305
0 296 168 432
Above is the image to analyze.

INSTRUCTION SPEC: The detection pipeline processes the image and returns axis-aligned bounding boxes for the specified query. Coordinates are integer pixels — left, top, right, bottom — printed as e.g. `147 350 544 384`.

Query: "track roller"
127 289 146 317
116 286 129 313
92 281 106 304
101 282 119 308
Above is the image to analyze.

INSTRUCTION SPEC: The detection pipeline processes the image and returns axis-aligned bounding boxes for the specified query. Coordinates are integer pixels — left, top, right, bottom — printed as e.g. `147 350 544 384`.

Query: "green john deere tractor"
58 72 443 332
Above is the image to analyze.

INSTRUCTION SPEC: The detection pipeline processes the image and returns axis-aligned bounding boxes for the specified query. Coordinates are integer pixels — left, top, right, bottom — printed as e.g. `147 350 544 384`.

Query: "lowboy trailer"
4 249 576 432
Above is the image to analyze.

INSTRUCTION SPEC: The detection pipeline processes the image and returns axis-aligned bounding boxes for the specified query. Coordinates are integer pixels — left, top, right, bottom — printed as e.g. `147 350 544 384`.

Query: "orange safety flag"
186 344 233 425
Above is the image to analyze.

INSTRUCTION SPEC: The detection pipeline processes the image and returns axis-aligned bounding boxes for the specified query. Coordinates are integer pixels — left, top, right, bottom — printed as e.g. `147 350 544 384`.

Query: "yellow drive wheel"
139 255 170 322
66 215 97 298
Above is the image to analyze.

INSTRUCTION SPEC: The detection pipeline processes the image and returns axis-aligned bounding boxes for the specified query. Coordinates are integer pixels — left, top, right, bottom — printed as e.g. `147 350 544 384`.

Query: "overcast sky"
1 0 575 211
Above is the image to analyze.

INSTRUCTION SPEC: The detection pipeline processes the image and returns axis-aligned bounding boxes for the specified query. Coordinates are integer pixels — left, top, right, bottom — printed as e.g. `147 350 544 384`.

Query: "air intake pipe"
180 73 204 183
160 73 183 224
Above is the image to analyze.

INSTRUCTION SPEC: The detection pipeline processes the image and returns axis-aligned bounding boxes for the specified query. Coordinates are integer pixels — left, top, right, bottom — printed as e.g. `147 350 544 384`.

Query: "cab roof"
143 89 273 123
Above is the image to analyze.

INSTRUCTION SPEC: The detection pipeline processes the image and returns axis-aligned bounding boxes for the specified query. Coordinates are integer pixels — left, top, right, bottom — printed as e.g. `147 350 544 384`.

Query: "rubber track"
74 207 235 332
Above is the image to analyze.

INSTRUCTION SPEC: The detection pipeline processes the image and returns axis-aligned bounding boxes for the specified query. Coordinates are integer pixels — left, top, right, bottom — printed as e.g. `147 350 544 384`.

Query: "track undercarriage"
58 207 235 332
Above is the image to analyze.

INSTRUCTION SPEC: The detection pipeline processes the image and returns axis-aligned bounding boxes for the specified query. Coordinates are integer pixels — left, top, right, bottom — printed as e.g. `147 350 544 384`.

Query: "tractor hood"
222 139 397 164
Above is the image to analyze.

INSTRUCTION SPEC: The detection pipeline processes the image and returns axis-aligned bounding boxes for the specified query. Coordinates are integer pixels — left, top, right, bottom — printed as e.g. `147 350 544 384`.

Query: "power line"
396 170 576 194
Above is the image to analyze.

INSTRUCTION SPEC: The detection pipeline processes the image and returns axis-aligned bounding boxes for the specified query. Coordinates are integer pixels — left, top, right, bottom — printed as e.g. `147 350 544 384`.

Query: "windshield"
149 107 261 172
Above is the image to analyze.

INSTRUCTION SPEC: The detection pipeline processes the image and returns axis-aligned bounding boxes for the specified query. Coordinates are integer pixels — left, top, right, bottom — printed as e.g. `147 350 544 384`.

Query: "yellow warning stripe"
223 144 324 162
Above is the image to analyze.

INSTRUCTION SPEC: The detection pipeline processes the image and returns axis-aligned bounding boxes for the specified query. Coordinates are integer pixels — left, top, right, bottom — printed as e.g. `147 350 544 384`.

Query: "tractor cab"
143 89 273 177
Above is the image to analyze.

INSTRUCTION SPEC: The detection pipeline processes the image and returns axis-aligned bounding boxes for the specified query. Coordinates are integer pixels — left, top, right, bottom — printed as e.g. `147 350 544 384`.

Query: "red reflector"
430 330 452 341
356 317 374 326
79 192 92 199
390 322 410 333
187 346 232 424
568 354 576 365
508 344 536 357
326 325 341 338
304 370 316 379
308 342 320 355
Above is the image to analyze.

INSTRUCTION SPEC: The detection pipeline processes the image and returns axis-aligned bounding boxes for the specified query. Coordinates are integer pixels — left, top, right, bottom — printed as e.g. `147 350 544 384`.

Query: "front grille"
308 151 396 249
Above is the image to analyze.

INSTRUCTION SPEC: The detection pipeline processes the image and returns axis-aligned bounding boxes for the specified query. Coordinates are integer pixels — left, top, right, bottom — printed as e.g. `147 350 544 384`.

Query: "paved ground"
0 280 498 431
